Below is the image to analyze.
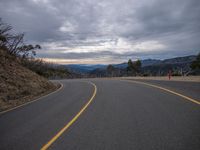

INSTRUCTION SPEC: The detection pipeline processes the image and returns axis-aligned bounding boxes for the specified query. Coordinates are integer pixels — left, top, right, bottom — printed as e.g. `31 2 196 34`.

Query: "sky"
0 0 200 64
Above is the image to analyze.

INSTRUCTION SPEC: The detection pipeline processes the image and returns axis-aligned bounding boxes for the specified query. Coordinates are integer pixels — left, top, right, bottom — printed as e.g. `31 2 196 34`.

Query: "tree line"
102 59 142 77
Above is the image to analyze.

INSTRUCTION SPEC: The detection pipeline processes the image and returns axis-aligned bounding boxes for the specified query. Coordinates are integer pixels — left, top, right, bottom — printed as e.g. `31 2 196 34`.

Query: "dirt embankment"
0 49 57 112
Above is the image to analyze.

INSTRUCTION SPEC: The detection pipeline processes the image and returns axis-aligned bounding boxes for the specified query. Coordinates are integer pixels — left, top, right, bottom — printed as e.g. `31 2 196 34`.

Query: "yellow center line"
121 79 200 105
41 81 97 150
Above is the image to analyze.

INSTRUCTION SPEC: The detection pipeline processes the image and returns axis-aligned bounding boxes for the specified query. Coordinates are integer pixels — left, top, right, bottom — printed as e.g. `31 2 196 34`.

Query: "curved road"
0 79 199 150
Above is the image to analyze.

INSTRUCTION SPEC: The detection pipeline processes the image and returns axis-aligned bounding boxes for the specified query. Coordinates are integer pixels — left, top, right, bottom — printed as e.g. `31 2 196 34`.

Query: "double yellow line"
41 81 97 150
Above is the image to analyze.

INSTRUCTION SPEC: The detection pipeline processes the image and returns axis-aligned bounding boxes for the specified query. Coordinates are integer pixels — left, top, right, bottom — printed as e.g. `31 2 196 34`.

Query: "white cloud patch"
59 21 77 33
0 0 199 64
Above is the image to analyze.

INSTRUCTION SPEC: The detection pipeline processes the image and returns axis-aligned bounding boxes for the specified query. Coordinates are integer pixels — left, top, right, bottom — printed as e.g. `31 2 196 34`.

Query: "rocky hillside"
0 49 57 111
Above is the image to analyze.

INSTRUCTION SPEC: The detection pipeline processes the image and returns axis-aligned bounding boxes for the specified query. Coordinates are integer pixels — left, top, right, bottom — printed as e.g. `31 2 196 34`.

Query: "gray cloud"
0 0 200 63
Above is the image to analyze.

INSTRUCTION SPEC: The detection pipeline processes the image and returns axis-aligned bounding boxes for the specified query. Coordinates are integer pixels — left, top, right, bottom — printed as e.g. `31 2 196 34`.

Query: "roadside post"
168 70 172 80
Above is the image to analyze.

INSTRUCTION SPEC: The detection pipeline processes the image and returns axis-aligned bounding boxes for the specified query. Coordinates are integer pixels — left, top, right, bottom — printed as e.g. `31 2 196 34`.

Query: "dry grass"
0 49 57 112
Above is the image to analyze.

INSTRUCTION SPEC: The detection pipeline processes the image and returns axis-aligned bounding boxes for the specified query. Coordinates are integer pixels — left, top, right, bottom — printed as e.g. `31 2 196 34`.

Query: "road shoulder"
0 81 62 115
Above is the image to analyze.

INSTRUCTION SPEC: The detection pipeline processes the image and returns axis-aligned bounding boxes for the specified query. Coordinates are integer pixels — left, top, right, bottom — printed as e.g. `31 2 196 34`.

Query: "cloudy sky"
0 0 200 64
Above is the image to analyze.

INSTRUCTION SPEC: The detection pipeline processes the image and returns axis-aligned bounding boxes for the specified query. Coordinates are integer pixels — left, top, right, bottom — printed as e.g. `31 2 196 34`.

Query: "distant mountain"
161 55 196 64
113 62 127 68
141 55 197 76
65 63 127 74
63 55 198 76
141 59 161 67
141 55 196 67
64 64 107 73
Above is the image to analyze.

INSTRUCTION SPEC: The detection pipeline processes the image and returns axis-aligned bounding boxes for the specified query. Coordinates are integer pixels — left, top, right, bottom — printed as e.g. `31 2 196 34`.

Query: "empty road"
0 79 199 150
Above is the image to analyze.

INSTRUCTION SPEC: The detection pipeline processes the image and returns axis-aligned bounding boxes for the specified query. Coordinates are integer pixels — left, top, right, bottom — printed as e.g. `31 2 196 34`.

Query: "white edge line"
120 79 200 105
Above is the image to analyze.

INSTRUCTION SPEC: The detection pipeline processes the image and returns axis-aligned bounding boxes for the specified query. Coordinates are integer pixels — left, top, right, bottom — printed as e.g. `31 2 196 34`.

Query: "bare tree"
8 33 24 55
0 18 12 48
0 18 41 58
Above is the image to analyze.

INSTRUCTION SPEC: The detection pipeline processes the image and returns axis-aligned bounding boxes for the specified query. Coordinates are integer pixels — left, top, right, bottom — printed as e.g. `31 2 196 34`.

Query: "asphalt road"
128 79 200 101
0 79 199 150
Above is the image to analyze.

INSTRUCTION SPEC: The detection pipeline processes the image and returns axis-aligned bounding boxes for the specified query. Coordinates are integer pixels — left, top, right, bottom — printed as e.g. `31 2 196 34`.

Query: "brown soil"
0 49 57 112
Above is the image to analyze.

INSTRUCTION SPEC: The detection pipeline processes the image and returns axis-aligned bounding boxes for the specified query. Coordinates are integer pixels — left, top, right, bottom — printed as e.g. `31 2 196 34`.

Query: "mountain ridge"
64 55 197 74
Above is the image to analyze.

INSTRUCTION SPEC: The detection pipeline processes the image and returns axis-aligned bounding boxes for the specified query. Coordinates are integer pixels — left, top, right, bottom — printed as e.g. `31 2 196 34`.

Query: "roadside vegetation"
190 53 200 75
0 19 64 111
21 58 79 79
127 59 142 76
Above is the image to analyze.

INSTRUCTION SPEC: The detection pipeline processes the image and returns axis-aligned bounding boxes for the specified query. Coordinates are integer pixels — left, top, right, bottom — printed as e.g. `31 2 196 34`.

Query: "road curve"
0 79 199 150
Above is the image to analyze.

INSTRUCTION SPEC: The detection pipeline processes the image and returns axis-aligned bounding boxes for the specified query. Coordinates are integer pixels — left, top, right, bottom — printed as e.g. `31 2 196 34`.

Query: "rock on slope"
0 49 57 111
